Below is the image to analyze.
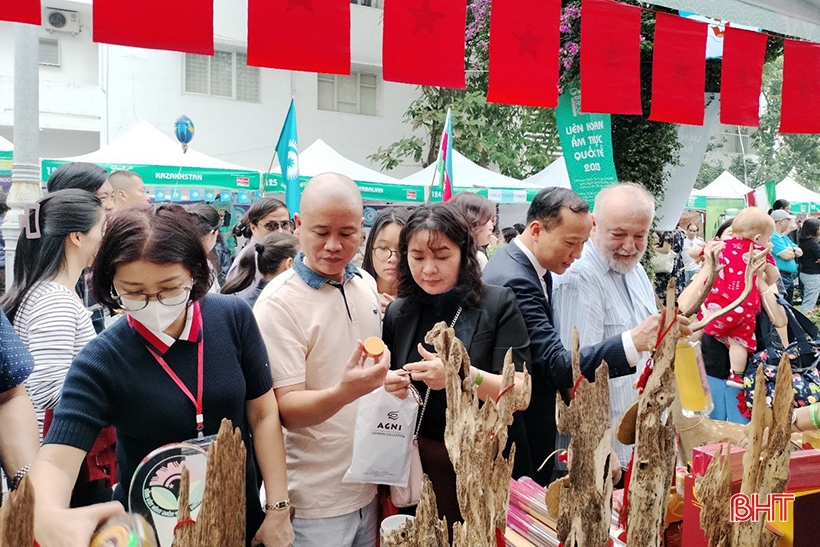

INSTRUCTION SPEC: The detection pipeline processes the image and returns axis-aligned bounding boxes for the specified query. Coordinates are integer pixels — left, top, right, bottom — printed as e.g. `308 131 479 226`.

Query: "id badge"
184 434 218 451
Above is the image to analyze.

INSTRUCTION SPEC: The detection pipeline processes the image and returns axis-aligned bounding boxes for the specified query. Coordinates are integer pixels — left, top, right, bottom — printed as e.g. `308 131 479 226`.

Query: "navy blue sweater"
45 294 273 539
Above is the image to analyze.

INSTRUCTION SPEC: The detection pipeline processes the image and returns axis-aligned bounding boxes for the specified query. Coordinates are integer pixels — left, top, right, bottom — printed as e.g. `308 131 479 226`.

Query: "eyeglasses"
262 220 294 233
373 247 399 261
115 284 193 311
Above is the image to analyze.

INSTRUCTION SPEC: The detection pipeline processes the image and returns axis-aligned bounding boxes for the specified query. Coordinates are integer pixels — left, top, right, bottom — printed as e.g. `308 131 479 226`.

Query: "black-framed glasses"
373 247 399 261
115 285 193 311
262 220 294 233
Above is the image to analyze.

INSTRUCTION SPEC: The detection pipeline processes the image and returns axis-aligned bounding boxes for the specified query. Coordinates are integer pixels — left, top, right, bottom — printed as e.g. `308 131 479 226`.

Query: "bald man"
254 173 388 547
109 170 148 210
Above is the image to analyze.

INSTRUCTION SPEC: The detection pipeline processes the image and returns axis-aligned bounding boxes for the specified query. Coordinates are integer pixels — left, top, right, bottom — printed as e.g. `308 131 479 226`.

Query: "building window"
350 0 380 7
39 38 60 67
184 51 260 103
318 72 378 116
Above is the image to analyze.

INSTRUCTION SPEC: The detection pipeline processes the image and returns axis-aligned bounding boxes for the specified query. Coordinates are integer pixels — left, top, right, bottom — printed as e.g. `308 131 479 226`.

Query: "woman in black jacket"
799 218 820 314
382 202 532 533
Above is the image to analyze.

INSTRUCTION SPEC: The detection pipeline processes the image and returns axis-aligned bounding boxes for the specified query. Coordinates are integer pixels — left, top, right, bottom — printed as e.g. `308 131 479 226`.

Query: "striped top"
552 242 657 468
12 281 95 435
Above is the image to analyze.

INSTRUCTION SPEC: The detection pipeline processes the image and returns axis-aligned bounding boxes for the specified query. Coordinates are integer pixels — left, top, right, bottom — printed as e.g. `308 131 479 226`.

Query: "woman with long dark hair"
187 202 223 292
447 192 495 269
222 232 299 308
226 198 291 284
1 189 105 434
360 207 410 311
799 217 820 314
382 203 531 535
28 204 293 547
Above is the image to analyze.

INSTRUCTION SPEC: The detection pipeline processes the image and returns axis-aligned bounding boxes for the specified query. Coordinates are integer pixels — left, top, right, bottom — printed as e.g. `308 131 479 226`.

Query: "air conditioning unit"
44 8 80 35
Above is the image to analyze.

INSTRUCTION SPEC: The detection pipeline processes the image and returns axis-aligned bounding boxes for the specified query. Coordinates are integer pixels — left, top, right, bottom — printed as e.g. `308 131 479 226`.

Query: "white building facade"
0 0 423 177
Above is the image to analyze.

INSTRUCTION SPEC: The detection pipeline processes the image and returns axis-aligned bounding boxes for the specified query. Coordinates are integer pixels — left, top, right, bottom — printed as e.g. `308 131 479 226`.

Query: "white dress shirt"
551 241 658 468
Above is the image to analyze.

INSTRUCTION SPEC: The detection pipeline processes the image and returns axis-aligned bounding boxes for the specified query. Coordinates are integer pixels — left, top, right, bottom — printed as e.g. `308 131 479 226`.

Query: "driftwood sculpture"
673 397 746 464
554 330 613 547
385 321 530 547
173 418 246 547
695 444 734 547
734 355 793 546
382 476 449 547
626 282 680 547
695 356 794 546
428 320 532 547
0 475 35 546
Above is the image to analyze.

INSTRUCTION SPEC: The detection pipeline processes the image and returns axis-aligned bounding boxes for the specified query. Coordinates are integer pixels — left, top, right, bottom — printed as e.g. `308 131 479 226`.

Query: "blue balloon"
175 115 195 146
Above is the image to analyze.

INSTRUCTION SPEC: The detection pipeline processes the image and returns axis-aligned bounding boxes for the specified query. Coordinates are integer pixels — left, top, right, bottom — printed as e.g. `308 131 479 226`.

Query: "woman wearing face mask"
226 198 292 284
382 203 531 536
28 204 294 547
361 207 410 312
221 232 300 308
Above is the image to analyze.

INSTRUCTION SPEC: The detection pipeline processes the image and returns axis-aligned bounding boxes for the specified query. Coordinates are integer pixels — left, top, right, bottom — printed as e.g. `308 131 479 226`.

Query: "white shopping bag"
343 386 419 486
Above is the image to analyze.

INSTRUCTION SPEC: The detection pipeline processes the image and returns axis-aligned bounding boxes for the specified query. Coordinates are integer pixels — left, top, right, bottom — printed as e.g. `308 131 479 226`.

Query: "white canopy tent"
42 121 262 191
522 156 572 189
776 176 820 204
401 149 536 190
263 138 428 202
269 138 400 184
693 170 752 199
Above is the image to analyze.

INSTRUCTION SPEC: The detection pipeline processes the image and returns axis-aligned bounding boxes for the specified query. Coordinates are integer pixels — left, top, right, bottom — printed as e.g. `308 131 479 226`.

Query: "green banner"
265 173 427 203
686 195 708 210
0 150 11 176
704 198 744 239
42 159 261 191
555 86 618 208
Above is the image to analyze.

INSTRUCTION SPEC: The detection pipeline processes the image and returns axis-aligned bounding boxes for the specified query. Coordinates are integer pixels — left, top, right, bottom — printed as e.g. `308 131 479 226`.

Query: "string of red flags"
486 0 561 108
383 0 467 88
248 0 350 75
720 27 768 127
579 0 642 115
5 0 820 134
780 39 820 134
0 0 40 26
93 0 213 55
649 13 707 126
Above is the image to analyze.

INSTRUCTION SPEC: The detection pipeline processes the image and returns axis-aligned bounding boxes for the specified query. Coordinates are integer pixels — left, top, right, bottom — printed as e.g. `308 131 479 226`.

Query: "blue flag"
275 99 300 215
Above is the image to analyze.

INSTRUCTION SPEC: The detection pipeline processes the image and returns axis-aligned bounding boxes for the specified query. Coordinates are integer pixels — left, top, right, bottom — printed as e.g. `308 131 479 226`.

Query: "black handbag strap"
763 295 820 371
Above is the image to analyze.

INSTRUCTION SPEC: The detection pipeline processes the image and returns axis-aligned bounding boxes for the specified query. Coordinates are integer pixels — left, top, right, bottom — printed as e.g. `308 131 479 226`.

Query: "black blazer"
482 243 633 405
383 284 532 477
383 284 531 377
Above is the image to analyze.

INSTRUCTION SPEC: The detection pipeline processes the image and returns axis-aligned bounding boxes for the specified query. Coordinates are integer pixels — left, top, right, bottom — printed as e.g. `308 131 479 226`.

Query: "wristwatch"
265 498 291 511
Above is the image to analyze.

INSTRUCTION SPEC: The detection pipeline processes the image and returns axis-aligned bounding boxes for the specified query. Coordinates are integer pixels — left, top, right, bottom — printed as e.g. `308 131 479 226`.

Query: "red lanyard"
147 332 205 438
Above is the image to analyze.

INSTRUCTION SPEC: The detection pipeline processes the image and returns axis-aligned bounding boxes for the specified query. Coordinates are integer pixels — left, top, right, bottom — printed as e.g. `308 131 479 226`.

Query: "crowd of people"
0 163 817 547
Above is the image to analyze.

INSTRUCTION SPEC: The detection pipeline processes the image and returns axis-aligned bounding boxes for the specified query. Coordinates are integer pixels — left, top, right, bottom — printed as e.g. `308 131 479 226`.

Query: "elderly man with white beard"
552 182 658 483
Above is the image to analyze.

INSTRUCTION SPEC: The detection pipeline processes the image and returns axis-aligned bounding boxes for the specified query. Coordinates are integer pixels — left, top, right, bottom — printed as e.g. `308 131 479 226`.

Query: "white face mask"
124 298 190 334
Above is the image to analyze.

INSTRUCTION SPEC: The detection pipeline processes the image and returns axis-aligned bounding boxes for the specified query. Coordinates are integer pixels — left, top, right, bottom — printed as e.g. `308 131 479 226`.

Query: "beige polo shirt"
254 255 382 519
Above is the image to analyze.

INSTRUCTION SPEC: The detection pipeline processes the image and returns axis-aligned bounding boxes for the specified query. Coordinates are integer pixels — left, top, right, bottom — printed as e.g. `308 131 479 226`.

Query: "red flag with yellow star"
383 0 467 88
0 0 40 25
248 0 350 74
94 0 213 54
487 0 560 107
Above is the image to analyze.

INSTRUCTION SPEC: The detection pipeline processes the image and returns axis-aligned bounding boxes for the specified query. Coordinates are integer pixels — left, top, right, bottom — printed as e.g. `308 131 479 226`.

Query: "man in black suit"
483 187 687 485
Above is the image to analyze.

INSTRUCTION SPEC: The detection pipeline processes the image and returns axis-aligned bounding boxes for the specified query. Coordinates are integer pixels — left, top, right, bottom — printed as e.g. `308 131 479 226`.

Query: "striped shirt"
552 242 657 468
12 281 95 435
